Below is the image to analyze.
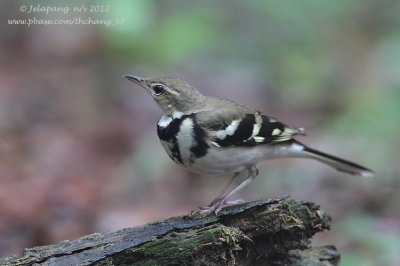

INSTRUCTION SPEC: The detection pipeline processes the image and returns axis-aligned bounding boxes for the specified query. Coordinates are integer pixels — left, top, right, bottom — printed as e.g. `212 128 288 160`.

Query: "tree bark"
0 198 340 266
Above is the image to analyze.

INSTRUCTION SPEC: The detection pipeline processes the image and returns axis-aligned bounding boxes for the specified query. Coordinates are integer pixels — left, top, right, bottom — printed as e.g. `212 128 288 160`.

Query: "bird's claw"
191 198 245 216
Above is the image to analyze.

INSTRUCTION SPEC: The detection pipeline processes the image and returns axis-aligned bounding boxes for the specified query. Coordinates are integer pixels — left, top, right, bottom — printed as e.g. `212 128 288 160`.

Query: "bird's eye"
152 84 164 95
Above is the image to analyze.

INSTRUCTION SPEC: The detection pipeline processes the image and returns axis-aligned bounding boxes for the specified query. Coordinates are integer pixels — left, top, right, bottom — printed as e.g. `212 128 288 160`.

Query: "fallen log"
0 198 340 266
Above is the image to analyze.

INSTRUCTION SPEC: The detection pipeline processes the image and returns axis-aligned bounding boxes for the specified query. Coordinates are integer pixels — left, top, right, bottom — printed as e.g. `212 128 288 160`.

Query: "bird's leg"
191 172 240 215
211 166 259 214
206 172 240 207
192 166 259 215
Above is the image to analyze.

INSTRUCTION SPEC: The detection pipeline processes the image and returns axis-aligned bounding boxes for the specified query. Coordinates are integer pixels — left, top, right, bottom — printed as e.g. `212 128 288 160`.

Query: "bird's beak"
123 75 147 89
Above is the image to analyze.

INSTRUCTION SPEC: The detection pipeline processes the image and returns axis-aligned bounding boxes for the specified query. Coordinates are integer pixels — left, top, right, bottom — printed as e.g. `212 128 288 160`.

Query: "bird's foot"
191 198 245 216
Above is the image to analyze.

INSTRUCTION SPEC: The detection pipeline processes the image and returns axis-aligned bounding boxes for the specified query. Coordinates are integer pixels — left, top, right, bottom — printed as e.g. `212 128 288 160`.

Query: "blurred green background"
1 0 399 264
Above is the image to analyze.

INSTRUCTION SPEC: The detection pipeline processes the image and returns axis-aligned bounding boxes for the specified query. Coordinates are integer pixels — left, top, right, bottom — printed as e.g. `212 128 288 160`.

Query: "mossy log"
0 198 340 266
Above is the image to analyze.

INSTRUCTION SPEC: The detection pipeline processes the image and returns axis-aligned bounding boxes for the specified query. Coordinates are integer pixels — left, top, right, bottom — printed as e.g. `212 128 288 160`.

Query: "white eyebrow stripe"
165 86 180 96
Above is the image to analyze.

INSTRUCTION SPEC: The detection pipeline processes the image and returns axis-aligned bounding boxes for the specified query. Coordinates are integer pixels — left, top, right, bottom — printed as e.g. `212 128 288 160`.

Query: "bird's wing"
194 109 305 147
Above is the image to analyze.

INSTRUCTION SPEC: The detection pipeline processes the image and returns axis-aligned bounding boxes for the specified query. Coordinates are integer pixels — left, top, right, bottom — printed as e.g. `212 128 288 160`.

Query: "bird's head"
124 75 206 116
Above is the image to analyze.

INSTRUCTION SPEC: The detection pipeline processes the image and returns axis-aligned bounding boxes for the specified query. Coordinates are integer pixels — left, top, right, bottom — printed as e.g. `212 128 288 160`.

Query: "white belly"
179 142 305 176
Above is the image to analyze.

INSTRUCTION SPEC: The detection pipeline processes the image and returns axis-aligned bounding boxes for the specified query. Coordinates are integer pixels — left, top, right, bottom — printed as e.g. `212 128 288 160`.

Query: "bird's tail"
295 141 374 177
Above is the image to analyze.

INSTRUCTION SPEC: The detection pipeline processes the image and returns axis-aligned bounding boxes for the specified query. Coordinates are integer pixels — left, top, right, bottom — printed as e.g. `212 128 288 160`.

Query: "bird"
124 75 373 214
